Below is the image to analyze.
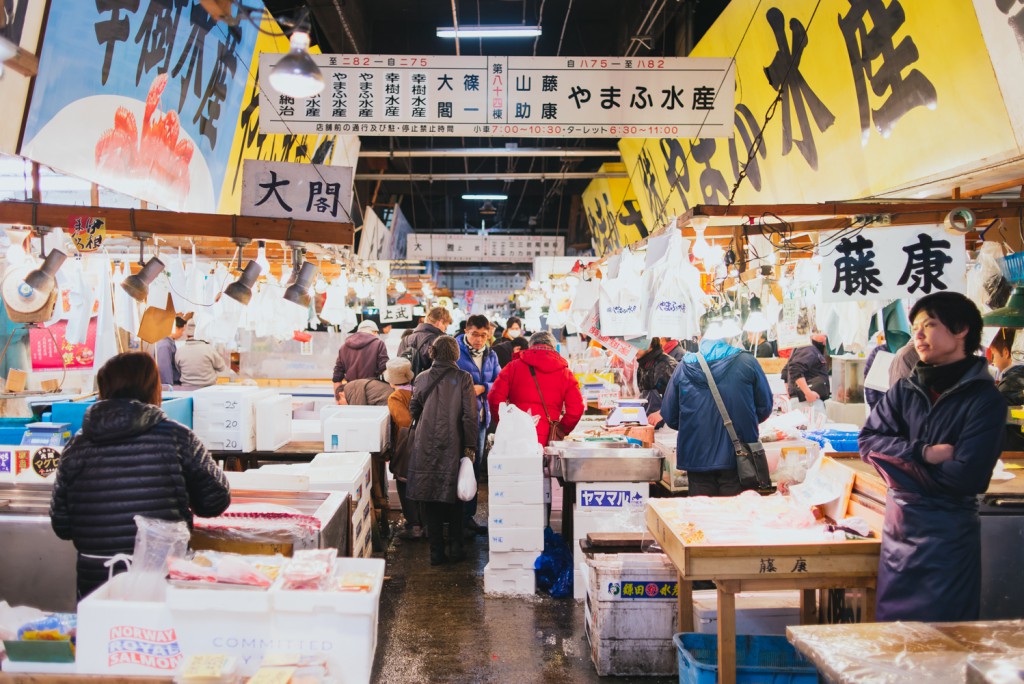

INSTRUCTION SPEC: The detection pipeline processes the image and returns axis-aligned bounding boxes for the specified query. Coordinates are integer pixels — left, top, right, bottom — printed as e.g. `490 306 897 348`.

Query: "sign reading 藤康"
820 226 966 303
258 54 735 138
241 160 353 222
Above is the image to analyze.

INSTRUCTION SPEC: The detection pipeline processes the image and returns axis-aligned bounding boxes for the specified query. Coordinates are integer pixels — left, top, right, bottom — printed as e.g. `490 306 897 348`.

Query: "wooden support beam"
4 46 39 77
958 177 1024 198
0 201 354 246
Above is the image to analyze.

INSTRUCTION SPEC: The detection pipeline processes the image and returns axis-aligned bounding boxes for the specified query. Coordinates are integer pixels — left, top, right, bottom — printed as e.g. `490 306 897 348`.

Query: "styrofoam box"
192 386 275 452
486 550 539 570
573 506 632 541
76 575 182 676
575 481 649 510
488 502 545 529
573 546 589 599
488 475 545 505
321 405 390 452
488 526 544 553
311 452 373 489
255 394 293 451
587 553 677 602
259 460 370 508
584 600 676 677
691 589 801 636
585 590 676 641
483 563 536 595
272 557 385 684
166 584 274 675
291 418 322 442
488 453 544 479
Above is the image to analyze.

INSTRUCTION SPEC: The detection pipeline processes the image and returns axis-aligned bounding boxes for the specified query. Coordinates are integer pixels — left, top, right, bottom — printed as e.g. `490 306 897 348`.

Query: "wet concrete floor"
370 484 678 684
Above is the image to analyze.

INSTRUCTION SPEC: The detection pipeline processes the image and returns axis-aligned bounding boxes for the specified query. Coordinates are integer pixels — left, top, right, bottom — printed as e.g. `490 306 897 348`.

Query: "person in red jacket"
488 331 585 446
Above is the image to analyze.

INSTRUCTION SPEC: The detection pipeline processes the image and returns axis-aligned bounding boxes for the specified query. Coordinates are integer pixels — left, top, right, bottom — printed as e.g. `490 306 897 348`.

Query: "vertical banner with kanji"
820 226 966 303
581 163 649 256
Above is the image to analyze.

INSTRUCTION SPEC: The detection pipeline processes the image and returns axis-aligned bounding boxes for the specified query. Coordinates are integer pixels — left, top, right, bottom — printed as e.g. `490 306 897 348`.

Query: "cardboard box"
4 369 26 393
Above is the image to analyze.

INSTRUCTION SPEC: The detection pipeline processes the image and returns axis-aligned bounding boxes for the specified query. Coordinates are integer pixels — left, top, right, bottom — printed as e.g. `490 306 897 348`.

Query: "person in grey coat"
406 336 479 565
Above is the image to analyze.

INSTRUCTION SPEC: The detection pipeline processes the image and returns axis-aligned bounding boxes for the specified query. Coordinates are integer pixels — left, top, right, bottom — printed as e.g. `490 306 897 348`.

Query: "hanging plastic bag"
534 527 572 598
457 457 477 501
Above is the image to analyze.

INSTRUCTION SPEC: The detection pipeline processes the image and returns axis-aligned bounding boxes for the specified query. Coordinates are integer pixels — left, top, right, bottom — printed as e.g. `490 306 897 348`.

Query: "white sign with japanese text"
820 226 966 303
380 304 414 324
258 54 735 138
580 306 639 363
406 234 564 262
241 160 353 223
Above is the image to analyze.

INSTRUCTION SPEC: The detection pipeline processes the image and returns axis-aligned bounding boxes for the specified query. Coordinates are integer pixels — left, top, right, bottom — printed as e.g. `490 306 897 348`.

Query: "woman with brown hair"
50 352 231 599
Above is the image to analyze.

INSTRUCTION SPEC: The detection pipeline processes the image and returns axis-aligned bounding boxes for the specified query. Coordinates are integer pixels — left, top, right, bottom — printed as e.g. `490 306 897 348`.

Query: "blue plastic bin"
0 417 31 445
50 396 193 434
674 633 817 684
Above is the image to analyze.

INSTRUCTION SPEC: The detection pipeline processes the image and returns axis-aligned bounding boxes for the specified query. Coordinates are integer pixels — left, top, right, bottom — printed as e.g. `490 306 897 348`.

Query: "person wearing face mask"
492 316 525 367
455 314 502 535
860 292 1005 622
987 328 1024 450
782 333 831 406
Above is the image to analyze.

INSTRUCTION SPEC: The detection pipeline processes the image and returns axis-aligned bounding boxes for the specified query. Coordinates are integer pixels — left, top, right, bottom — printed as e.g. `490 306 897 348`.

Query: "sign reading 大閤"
258 54 735 138
241 160 353 222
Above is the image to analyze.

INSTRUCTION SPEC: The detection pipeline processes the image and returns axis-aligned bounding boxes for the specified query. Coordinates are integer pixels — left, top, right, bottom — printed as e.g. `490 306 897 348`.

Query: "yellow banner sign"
619 0 1017 229
581 163 650 256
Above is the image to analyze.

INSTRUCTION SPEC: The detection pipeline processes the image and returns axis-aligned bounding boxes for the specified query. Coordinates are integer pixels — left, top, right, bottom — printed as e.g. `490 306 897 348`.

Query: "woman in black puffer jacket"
50 352 230 599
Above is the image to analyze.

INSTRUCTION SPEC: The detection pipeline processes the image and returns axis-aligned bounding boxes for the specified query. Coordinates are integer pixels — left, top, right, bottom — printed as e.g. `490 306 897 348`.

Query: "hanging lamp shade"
983 286 1024 328
121 256 165 302
284 262 317 308
24 249 67 297
224 260 262 305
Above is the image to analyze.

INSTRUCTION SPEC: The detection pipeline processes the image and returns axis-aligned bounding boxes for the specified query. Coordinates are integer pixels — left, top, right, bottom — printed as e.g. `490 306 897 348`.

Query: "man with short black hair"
860 291 1005 622
154 316 186 386
397 306 452 376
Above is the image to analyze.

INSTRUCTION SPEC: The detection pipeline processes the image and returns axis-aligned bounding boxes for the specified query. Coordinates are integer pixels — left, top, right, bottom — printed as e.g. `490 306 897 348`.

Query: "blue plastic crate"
674 633 817 684
0 417 33 446
50 396 193 435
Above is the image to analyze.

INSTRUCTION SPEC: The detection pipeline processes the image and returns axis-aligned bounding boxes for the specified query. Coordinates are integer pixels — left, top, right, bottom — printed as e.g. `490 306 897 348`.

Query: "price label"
597 389 620 409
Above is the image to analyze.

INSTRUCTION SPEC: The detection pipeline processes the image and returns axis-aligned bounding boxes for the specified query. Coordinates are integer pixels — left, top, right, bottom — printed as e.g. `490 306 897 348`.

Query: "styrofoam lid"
311 452 372 468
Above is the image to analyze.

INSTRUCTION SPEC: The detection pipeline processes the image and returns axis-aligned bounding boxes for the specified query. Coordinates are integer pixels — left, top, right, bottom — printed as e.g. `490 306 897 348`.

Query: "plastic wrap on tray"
787 620 1024 684
191 503 321 549
167 551 286 588
279 549 338 591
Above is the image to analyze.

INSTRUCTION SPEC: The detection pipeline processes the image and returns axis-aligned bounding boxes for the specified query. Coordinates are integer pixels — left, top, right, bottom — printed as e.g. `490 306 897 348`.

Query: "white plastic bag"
457 457 477 502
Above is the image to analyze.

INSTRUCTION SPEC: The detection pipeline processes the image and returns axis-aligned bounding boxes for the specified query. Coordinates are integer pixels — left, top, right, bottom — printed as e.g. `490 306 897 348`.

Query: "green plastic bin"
674 633 818 684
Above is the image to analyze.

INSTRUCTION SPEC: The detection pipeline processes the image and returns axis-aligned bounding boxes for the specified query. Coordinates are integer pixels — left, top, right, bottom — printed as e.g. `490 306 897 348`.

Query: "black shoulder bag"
695 353 772 491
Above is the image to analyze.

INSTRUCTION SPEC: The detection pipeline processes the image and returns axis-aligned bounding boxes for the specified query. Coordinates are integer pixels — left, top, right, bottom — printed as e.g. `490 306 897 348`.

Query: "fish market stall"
645 489 881 684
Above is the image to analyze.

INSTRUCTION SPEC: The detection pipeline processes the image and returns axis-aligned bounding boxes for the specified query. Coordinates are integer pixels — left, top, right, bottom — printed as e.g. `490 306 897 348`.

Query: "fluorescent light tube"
437 25 542 39
462 194 508 201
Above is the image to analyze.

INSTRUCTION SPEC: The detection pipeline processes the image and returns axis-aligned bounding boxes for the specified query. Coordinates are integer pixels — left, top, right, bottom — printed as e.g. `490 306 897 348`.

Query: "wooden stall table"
645 498 880 684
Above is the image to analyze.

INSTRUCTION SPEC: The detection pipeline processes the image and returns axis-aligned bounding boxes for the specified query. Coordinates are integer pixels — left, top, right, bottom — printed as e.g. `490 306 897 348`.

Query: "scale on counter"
606 398 648 426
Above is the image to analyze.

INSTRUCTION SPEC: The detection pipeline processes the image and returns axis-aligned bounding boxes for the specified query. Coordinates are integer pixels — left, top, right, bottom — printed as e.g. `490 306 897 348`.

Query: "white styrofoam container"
76 575 182 676
488 526 544 553
291 418 322 442
224 469 311 492
321 406 390 452
483 563 536 595
573 506 634 541
166 584 274 675
691 590 802 636
586 553 677 602
584 600 676 676
486 550 540 570
585 591 676 640
488 453 544 479
573 545 588 599
191 386 275 452
271 557 385 684
258 460 370 508
311 452 373 490
255 394 293 451
487 502 545 529
575 481 649 510
488 475 545 505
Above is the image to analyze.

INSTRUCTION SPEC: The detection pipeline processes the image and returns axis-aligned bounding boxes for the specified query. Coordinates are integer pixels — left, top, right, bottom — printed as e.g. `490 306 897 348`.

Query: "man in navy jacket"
662 335 773 496
860 291 1004 622
456 314 501 532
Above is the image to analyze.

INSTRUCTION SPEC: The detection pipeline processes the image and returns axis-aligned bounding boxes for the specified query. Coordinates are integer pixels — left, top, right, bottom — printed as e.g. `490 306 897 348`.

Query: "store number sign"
259 54 735 138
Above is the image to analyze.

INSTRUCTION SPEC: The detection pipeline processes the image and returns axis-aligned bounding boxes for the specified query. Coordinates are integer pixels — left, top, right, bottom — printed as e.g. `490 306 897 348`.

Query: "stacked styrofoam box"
484 444 545 595
191 386 275 452
320 405 390 453
254 394 293 451
584 553 678 677
572 481 650 599
691 590 802 636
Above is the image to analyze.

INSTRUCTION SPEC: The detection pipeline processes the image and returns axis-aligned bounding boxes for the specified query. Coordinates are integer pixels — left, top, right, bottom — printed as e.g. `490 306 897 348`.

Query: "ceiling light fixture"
462 194 508 201
224 260 262 305
436 25 542 39
284 261 317 308
121 256 165 303
269 29 324 99
23 249 67 296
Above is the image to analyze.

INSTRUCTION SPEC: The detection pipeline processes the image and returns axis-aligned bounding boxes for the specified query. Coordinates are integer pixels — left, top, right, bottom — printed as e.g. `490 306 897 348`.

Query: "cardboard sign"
69 216 106 252
137 295 176 345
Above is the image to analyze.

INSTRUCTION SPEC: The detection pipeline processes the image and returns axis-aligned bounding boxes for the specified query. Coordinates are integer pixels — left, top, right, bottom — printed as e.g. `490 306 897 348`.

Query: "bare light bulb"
268 31 324 99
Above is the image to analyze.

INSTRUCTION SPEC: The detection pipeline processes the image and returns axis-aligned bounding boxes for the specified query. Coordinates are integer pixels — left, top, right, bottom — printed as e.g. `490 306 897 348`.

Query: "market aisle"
371 483 677 684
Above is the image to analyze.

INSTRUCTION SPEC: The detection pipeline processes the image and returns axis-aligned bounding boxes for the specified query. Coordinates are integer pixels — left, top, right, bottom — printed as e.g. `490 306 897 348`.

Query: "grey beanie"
529 331 558 349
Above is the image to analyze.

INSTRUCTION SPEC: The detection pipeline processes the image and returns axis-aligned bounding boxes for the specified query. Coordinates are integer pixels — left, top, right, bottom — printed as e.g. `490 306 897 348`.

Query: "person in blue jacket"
456 314 502 533
662 332 773 496
859 291 1005 622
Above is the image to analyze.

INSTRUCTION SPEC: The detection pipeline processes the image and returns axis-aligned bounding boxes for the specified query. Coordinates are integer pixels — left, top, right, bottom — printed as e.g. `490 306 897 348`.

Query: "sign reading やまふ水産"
819 226 966 303
258 54 735 138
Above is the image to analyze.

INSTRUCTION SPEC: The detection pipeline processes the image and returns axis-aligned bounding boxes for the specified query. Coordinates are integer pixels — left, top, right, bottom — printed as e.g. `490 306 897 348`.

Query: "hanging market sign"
258 54 735 138
406 233 564 263
380 304 414 324
29 319 98 371
69 216 107 252
580 306 639 363
617 0 1022 229
240 160 353 222
582 163 649 256
819 226 966 303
